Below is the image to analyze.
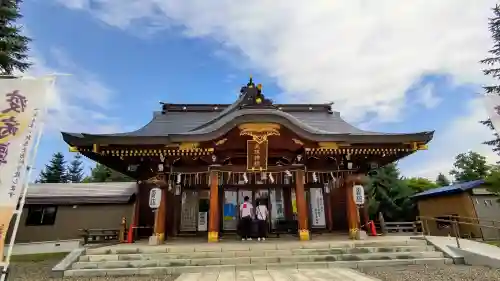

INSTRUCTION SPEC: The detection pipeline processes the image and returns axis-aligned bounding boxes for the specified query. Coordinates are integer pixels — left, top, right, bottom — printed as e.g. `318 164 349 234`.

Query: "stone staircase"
63 238 452 277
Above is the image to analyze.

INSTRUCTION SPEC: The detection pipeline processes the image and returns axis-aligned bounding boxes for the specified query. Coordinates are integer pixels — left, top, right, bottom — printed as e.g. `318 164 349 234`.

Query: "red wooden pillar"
208 171 219 242
346 174 361 239
295 170 310 240
153 186 167 242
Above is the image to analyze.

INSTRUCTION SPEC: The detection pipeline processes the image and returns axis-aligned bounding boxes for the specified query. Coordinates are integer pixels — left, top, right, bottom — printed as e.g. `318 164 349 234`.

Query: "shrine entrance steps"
63 237 452 277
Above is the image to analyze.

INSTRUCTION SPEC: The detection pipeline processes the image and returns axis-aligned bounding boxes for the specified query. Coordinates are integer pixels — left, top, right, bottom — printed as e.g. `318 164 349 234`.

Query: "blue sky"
21 0 500 181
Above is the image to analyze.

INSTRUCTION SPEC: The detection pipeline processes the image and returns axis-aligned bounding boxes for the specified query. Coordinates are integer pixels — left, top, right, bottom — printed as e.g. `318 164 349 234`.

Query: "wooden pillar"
208 171 219 242
295 170 310 241
346 174 361 239
153 187 167 242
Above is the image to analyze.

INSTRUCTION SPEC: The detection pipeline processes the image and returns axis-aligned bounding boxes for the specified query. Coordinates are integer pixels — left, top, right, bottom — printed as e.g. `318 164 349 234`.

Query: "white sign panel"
310 188 326 227
353 185 365 205
483 95 500 135
149 187 162 209
0 78 51 263
198 212 208 231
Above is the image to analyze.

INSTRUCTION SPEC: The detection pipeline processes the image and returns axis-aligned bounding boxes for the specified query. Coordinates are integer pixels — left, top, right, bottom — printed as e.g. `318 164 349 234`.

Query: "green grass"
487 241 500 247
8 252 69 262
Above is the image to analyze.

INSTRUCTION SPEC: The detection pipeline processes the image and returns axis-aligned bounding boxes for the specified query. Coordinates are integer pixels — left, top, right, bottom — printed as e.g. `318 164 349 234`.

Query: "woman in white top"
255 198 269 241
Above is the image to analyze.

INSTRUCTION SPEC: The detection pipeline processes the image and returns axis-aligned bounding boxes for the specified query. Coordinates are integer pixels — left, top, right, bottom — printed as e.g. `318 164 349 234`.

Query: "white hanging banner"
482 95 500 135
198 212 207 231
310 188 326 227
0 77 51 263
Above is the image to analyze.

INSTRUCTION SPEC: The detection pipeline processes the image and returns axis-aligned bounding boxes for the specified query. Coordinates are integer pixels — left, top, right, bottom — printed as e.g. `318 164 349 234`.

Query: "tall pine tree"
67 154 84 183
0 0 31 75
38 152 67 183
480 4 500 154
435 173 451 186
365 163 416 222
87 163 133 182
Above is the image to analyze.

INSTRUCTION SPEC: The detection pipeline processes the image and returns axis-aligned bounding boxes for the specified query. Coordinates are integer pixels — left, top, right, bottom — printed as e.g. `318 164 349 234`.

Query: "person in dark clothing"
239 196 254 241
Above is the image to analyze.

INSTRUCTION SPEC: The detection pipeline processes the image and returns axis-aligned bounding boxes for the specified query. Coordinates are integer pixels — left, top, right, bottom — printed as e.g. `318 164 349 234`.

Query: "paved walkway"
176 269 380 281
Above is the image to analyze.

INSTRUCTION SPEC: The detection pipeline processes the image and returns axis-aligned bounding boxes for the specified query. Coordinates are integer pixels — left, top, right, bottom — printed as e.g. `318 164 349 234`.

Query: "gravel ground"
5 259 177 281
358 264 500 281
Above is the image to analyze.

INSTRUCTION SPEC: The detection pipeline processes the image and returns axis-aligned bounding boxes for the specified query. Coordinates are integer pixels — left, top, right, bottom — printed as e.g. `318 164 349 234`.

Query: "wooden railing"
79 228 124 244
376 212 423 235
417 216 500 249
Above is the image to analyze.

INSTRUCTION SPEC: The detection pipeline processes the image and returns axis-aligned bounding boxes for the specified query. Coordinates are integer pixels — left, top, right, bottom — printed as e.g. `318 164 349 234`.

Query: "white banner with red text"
0 78 51 262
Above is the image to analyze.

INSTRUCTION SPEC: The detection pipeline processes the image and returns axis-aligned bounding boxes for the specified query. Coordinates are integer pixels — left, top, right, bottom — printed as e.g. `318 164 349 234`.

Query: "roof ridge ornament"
239 76 273 107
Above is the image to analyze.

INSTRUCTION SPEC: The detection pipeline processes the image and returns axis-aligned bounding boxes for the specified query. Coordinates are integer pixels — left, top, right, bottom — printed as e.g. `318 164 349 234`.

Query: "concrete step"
79 245 437 262
85 240 429 255
64 257 453 277
71 251 444 269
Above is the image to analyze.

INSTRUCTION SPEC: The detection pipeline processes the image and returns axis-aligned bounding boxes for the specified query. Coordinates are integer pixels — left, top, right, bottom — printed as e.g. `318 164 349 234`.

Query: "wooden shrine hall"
61 77 433 243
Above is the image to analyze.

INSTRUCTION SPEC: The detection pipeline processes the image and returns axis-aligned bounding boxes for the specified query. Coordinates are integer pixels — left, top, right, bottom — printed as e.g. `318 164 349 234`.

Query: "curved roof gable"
61 78 434 145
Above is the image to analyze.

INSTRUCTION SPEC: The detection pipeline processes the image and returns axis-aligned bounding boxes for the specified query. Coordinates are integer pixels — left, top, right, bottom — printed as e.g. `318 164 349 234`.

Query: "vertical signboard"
310 188 326 227
0 78 51 264
247 140 268 171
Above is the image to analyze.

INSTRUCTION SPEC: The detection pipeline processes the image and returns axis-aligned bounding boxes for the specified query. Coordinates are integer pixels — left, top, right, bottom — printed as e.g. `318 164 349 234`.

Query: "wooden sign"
247 140 268 171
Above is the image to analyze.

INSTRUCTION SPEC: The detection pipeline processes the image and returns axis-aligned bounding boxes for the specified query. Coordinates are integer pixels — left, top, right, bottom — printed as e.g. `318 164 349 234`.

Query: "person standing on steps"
239 196 254 241
256 198 269 241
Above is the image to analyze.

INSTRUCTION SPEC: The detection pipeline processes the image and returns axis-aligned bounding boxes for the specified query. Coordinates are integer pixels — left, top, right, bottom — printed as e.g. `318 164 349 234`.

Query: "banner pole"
0 77 54 281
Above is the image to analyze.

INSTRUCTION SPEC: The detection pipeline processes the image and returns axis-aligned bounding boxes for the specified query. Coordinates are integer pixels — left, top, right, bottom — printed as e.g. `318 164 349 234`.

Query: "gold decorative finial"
257 84 262 90
248 76 254 87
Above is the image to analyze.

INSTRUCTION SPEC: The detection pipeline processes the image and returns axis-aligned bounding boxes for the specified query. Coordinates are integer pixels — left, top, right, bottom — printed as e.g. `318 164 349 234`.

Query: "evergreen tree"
365 163 416 222
480 5 500 154
402 177 437 193
450 151 490 182
0 0 32 75
89 163 133 182
38 152 67 183
67 154 84 183
435 173 451 186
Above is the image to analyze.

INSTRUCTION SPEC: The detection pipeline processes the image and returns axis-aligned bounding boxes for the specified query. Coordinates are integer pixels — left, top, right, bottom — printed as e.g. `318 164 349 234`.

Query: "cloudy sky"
21 0 500 181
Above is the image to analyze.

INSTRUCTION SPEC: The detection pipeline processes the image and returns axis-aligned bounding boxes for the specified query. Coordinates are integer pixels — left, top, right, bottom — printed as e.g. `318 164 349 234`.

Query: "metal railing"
417 216 500 249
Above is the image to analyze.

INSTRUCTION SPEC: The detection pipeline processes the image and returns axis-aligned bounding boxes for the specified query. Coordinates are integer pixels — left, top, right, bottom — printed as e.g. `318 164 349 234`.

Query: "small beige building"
414 179 500 240
6 182 137 243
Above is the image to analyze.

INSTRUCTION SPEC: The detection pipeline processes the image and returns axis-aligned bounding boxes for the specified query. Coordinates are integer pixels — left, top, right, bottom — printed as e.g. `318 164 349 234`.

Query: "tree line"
36 152 133 183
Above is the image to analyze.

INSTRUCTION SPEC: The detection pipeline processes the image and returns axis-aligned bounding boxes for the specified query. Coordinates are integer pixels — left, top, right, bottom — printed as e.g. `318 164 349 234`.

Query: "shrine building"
61 78 433 243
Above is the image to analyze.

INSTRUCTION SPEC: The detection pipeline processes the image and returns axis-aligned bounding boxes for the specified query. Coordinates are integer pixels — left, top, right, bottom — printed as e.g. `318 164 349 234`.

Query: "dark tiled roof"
61 80 434 144
412 179 485 199
62 106 433 144
25 182 137 205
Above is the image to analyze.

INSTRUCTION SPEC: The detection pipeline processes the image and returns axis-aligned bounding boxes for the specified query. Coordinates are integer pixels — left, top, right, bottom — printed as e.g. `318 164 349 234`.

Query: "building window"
25 206 57 226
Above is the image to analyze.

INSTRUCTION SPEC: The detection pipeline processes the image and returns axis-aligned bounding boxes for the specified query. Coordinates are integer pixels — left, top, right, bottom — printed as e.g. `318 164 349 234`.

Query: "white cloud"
400 97 500 180
27 47 123 135
53 0 500 178
414 83 442 109
55 0 496 123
